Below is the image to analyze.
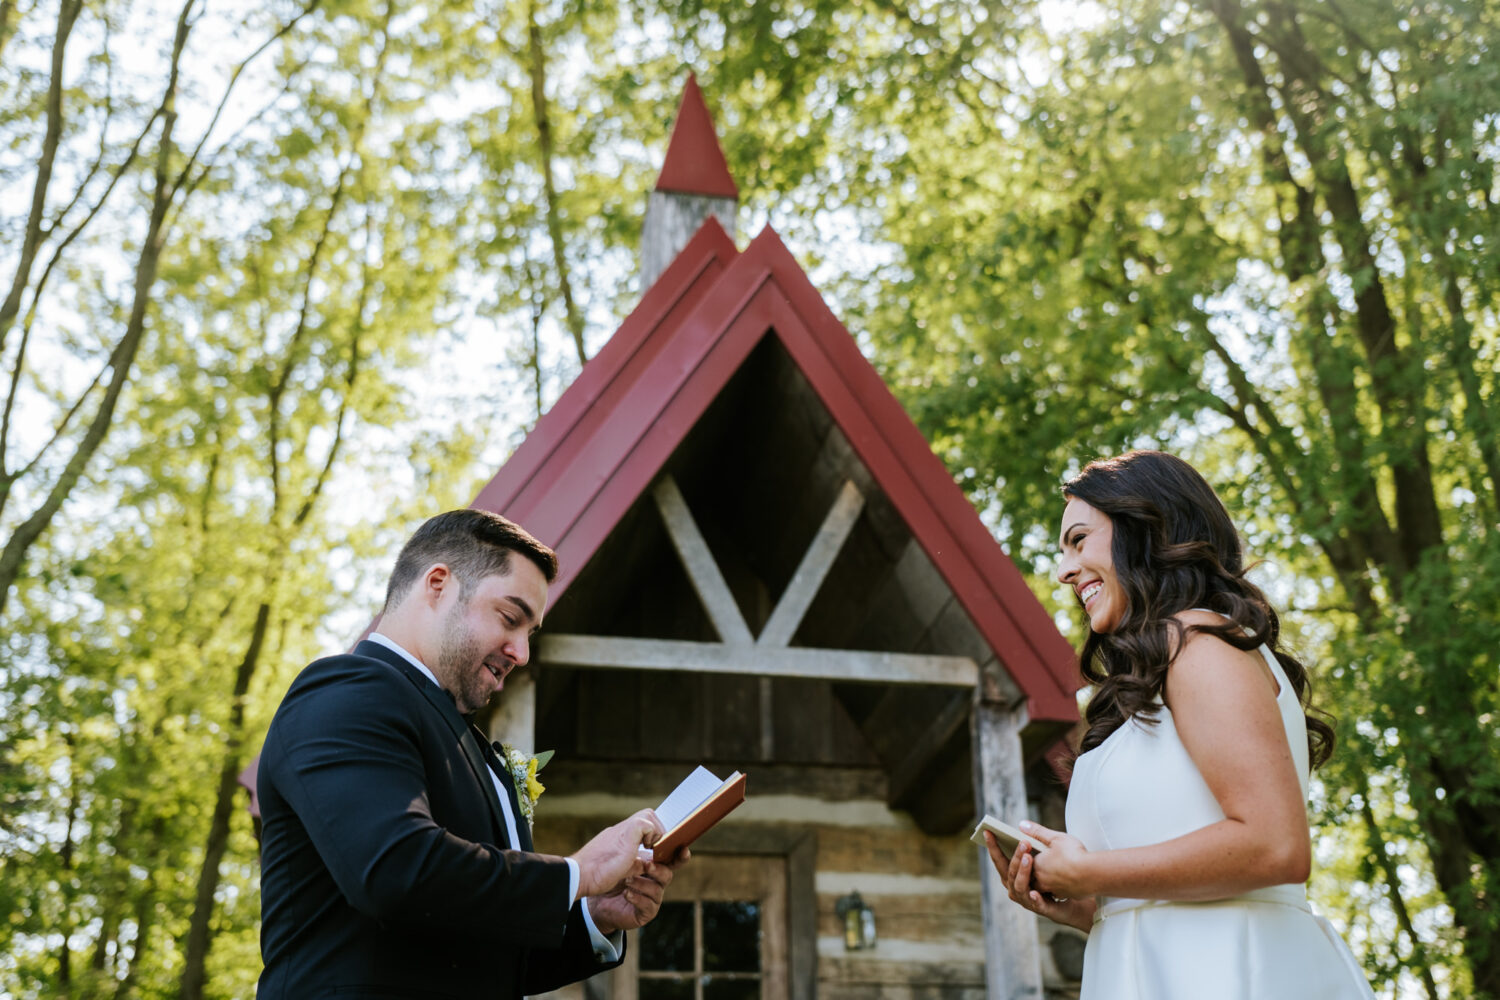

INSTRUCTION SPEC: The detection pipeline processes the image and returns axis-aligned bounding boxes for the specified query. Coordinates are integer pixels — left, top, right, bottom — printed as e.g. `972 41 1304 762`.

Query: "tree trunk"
526 0 587 366
177 601 272 1000
57 741 79 989
1359 788 1440 1000
114 820 162 1000
1202 3 1500 993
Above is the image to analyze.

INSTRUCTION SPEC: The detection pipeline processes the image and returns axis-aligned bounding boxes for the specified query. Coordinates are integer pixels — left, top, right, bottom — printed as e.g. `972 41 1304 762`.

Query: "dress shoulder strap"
1187 608 1293 703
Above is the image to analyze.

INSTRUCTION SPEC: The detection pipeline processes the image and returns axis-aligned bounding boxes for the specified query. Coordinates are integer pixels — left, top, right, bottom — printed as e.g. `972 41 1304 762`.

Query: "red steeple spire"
655 74 739 200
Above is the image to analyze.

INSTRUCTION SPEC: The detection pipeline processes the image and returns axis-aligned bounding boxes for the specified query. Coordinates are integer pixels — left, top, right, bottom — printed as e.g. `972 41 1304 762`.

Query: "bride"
985 450 1374 999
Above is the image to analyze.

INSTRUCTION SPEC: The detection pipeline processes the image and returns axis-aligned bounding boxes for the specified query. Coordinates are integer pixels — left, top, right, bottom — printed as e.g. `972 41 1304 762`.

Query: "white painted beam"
652 476 754 646
485 669 535 753
973 699 1043 1000
758 479 864 648
535 634 978 687
641 190 737 288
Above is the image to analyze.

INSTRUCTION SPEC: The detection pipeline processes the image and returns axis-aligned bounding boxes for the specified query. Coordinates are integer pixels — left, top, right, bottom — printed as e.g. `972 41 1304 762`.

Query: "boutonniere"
496 744 554 828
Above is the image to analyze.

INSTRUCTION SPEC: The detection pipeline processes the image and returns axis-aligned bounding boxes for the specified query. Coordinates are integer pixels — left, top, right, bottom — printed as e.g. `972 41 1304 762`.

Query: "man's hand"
570 809 666 900
587 848 691 934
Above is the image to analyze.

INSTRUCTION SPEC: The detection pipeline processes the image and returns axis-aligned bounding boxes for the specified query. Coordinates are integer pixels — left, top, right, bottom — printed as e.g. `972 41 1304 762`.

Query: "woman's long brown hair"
1064 451 1335 768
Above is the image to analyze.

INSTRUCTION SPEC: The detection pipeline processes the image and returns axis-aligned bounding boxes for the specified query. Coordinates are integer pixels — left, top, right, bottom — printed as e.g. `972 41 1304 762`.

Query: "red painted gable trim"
654 74 740 199
745 233 1079 721
469 218 739 541
466 222 1080 724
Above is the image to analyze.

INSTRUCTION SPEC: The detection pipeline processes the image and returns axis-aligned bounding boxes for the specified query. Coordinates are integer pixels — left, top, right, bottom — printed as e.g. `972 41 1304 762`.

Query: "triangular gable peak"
640 76 738 288
468 219 1080 733
655 73 739 199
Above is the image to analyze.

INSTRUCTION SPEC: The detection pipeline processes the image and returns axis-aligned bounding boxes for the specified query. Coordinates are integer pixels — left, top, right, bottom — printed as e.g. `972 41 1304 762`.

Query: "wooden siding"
531 763 993 1000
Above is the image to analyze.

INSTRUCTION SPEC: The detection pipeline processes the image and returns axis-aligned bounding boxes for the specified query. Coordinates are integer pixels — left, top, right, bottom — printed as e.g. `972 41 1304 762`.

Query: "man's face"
430 558 549 715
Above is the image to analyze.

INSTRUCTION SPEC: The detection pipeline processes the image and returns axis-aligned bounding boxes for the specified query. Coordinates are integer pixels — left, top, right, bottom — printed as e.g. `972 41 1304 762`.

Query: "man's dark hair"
383 509 558 611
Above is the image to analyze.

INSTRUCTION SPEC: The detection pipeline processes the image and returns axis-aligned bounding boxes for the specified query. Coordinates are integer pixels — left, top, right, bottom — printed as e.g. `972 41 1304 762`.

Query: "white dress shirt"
367 633 621 959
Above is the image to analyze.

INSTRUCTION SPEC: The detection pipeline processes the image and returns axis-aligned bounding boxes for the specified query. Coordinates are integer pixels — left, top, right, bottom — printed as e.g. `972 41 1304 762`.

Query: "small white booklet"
970 814 1046 857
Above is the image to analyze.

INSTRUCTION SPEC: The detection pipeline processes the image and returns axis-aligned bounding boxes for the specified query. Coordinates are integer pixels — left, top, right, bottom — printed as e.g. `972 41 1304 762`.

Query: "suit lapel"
354 640 515 847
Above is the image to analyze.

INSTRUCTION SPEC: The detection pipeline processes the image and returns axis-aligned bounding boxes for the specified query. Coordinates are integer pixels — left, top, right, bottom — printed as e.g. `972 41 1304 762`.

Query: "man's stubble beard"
435 597 490 715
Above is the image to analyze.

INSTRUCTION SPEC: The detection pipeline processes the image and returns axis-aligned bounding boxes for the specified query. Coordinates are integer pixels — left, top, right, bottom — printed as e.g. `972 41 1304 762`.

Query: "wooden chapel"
475 77 1089 1000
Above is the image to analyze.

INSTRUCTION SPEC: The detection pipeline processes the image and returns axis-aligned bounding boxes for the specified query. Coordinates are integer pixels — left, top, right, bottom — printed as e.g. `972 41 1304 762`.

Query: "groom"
257 508 684 999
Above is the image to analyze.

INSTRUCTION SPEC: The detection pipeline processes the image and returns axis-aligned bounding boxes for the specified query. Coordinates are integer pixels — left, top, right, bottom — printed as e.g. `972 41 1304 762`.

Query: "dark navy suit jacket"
257 640 620 999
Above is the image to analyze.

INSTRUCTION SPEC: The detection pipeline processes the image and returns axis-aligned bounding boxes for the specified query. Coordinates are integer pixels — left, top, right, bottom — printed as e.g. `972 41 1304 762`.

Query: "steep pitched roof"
468 219 1081 725
653 73 739 200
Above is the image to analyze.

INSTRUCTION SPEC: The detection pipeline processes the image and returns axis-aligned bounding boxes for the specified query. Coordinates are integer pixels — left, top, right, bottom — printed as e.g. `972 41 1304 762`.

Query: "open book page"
655 766 727 831
648 767 747 862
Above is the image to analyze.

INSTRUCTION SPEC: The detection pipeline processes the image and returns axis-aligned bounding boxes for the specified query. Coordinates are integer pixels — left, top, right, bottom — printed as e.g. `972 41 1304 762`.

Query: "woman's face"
1057 496 1125 634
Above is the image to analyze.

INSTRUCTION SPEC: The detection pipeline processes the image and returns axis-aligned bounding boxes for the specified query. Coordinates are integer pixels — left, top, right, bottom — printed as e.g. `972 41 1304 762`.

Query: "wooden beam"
972 699 1043 999
652 475 754 645
483 669 536 754
887 692 971 808
758 479 864 648
536 634 978 687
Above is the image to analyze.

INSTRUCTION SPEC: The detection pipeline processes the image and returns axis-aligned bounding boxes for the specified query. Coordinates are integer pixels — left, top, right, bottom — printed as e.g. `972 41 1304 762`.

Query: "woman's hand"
983 828 1096 934
1020 822 1093 899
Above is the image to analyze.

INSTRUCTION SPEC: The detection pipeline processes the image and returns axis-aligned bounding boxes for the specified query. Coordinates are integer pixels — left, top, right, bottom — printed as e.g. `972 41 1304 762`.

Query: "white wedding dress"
1065 636 1375 999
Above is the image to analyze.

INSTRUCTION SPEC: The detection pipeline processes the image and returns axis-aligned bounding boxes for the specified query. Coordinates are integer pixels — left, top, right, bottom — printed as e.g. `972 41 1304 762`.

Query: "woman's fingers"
986 831 1061 917
1008 847 1035 905
983 831 1015 889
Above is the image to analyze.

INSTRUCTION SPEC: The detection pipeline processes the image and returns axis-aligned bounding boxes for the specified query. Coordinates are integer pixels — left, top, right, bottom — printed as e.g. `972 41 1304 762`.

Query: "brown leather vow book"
652 767 747 863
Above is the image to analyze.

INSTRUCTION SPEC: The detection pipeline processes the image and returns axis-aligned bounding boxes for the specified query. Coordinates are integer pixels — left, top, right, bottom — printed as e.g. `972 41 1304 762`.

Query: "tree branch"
42 10 119 240
0 0 195 621
267 165 350 512
1254 4 1444 567
1 99 162 492
171 55 311 212
0 0 85 357
178 601 272 1000
1203 0 1400 582
170 0 326 204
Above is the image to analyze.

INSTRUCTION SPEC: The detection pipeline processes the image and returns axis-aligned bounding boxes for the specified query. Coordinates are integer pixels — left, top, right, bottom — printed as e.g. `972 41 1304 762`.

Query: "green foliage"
710 0 1498 993
636 0 1500 994
4 0 1497 996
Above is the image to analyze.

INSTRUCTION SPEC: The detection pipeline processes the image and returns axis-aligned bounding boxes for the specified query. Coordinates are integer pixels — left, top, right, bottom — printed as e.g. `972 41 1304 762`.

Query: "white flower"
497 745 553 829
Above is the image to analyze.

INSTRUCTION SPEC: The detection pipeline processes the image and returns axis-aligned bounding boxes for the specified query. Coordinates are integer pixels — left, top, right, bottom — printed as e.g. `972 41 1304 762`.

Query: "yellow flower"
524 757 545 804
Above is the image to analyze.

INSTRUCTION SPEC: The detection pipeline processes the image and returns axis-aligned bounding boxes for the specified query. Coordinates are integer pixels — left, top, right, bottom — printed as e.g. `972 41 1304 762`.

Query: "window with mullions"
638 900 762 1000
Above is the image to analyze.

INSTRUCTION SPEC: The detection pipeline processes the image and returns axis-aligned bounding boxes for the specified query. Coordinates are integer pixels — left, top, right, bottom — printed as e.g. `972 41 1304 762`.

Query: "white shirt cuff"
566 860 623 960
577 895 624 960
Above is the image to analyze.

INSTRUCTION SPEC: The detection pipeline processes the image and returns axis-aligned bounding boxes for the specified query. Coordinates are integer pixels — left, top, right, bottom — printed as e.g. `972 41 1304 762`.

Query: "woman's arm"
1029 621 1310 903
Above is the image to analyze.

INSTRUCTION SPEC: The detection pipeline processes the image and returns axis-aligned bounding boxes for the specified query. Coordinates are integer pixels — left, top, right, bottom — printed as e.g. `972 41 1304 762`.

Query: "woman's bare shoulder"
1166 610 1278 697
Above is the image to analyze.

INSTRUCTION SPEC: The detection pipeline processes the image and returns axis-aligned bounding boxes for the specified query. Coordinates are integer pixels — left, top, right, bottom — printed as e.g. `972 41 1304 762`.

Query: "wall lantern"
835 891 876 951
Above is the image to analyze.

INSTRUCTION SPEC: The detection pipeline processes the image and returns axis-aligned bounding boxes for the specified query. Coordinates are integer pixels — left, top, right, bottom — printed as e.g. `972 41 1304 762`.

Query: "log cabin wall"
532 759 988 1000
527 756 1082 1000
